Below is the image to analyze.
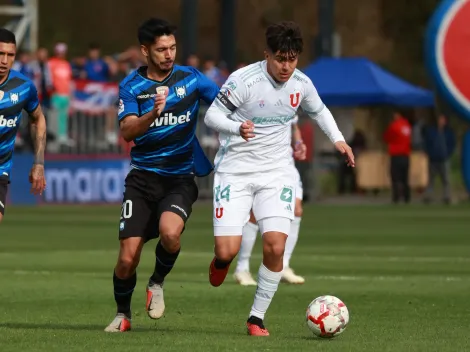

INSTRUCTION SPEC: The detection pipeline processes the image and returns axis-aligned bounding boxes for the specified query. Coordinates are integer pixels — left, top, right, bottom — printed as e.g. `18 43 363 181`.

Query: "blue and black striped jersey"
0 70 39 179
118 65 219 176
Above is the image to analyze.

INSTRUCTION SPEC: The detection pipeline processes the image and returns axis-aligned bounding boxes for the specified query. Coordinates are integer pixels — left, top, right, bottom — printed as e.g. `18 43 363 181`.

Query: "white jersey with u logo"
207 60 344 174
204 60 345 235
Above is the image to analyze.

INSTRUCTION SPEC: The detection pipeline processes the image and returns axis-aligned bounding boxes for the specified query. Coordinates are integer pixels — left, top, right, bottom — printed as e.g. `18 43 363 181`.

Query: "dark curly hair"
265 21 303 58
138 18 177 46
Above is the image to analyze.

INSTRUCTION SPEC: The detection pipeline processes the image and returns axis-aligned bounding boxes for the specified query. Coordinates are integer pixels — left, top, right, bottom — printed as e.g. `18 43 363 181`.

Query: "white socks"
235 221 259 273
249 264 282 320
283 217 301 269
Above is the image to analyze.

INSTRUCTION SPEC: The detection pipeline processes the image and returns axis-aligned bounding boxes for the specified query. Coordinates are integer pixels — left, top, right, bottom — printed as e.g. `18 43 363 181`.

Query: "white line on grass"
4 270 469 282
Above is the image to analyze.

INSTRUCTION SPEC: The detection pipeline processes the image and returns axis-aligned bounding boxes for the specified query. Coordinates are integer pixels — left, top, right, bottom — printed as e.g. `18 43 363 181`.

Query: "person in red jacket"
383 113 412 203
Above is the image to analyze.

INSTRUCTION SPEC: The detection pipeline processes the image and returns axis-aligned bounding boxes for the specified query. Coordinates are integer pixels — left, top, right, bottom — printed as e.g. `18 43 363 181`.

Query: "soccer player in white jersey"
204 21 355 336
234 117 306 286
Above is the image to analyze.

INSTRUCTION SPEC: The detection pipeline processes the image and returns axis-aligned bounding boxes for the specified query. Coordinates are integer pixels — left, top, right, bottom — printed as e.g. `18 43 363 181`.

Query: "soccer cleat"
146 282 165 319
104 313 131 332
233 271 257 286
281 267 305 284
209 257 230 287
246 316 270 336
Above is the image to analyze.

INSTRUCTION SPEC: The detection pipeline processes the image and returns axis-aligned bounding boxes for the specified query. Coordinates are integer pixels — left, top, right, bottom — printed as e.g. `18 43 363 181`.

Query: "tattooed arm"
28 105 47 195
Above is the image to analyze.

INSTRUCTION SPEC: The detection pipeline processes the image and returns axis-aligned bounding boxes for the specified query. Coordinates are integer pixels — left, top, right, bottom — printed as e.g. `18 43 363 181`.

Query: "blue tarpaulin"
302 57 435 107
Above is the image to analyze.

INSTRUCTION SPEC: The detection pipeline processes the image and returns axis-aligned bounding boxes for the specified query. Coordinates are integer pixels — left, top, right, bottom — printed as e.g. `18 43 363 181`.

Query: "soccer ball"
306 295 349 338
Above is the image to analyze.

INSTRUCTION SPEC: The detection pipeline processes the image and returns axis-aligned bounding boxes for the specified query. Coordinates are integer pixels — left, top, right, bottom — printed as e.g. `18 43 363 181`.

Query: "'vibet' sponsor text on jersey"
150 111 191 127
0 115 18 128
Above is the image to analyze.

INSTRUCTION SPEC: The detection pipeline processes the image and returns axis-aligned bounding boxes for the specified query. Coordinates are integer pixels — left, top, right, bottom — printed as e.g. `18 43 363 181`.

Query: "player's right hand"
29 164 46 196
154 94 167 117
240 120 255 141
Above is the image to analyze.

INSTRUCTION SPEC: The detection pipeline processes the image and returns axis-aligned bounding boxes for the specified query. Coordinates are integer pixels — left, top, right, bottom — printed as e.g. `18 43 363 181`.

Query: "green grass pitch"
1 204 470 351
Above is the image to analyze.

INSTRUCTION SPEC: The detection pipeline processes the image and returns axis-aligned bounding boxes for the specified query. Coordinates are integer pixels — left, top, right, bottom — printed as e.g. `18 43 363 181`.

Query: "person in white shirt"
234 117 306 286
204 21 355 336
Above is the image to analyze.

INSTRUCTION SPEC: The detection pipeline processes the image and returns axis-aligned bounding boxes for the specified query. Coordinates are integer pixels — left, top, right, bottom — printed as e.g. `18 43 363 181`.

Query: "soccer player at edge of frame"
204 20 355 336
0 28 47 224
105 18 219 332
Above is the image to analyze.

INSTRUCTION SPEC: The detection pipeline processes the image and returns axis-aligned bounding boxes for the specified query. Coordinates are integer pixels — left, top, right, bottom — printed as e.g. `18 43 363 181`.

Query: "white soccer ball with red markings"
306 295 349 338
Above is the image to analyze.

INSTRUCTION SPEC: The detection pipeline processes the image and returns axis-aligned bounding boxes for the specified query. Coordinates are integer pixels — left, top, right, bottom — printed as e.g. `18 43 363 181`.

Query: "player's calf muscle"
215 236 242 262
115 238 145 278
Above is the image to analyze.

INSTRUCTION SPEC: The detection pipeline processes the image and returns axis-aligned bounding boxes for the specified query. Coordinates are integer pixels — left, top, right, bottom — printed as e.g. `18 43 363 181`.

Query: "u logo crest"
290 92 300 108
215 207 224 218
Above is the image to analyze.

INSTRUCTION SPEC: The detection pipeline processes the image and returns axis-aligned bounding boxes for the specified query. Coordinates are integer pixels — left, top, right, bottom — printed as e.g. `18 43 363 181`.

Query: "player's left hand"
293 141 307 161
334 141 355 167
29 164 46 195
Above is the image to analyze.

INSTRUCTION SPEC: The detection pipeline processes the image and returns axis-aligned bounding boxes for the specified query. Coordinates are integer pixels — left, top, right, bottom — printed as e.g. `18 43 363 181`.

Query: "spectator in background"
84 42 110 82
422 115 456 204
218 60 230 82
111 59 129 83
71 56 87 79
49 42 74 147
29 47 53 110
203 56 224 86
186 54 200 69
12 51 34 79
117 46 144 73
383 112 412 204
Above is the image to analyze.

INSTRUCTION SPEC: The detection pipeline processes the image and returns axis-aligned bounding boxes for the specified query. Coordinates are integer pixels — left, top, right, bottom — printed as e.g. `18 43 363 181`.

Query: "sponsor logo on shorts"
171 204 188 218
280 187 293 203
119 221 125 231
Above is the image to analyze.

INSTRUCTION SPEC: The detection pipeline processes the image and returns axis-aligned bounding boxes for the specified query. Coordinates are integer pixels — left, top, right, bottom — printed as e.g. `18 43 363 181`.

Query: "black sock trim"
214 258 231 269
247 316 265 328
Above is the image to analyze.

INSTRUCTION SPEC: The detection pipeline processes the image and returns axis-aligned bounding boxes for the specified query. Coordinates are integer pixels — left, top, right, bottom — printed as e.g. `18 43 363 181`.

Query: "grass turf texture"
1 204 470 351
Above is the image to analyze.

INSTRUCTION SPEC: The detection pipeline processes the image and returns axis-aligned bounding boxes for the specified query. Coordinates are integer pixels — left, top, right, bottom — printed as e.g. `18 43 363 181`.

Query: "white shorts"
292 166 303 200
213 167 296 236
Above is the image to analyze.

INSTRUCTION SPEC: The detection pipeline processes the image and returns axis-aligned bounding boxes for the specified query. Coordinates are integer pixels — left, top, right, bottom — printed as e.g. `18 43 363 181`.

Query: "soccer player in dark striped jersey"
0 29 47 223
105 18 220 332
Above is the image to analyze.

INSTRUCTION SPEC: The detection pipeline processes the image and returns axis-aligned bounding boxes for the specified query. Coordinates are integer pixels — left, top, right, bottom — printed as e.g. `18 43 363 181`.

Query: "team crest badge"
175 86 186 99
9 92 19 104
0 90 4 100
259 100 265 108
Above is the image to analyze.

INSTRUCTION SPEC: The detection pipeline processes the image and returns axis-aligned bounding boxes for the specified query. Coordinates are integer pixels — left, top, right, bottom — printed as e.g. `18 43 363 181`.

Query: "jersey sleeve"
300 78 326 118
118 85 139 121
25 80 40 113
193 68 220 104
213 73 248 114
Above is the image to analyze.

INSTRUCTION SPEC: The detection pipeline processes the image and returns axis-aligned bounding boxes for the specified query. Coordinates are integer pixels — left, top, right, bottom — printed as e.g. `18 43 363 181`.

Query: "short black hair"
0 28 16 45
265 21 303 57
138 18 177 46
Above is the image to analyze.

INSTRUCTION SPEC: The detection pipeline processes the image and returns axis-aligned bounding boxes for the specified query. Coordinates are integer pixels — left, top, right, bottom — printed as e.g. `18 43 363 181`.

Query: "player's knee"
294 202 303 217
214 243 239 262
0 213 3 223
263 234 286 259
116 255 140 278
160 230 181 253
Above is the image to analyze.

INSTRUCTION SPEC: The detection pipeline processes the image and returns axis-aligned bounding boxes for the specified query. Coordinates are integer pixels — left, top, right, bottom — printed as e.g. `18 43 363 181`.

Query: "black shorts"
118 168 198 241
0 176 8 216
